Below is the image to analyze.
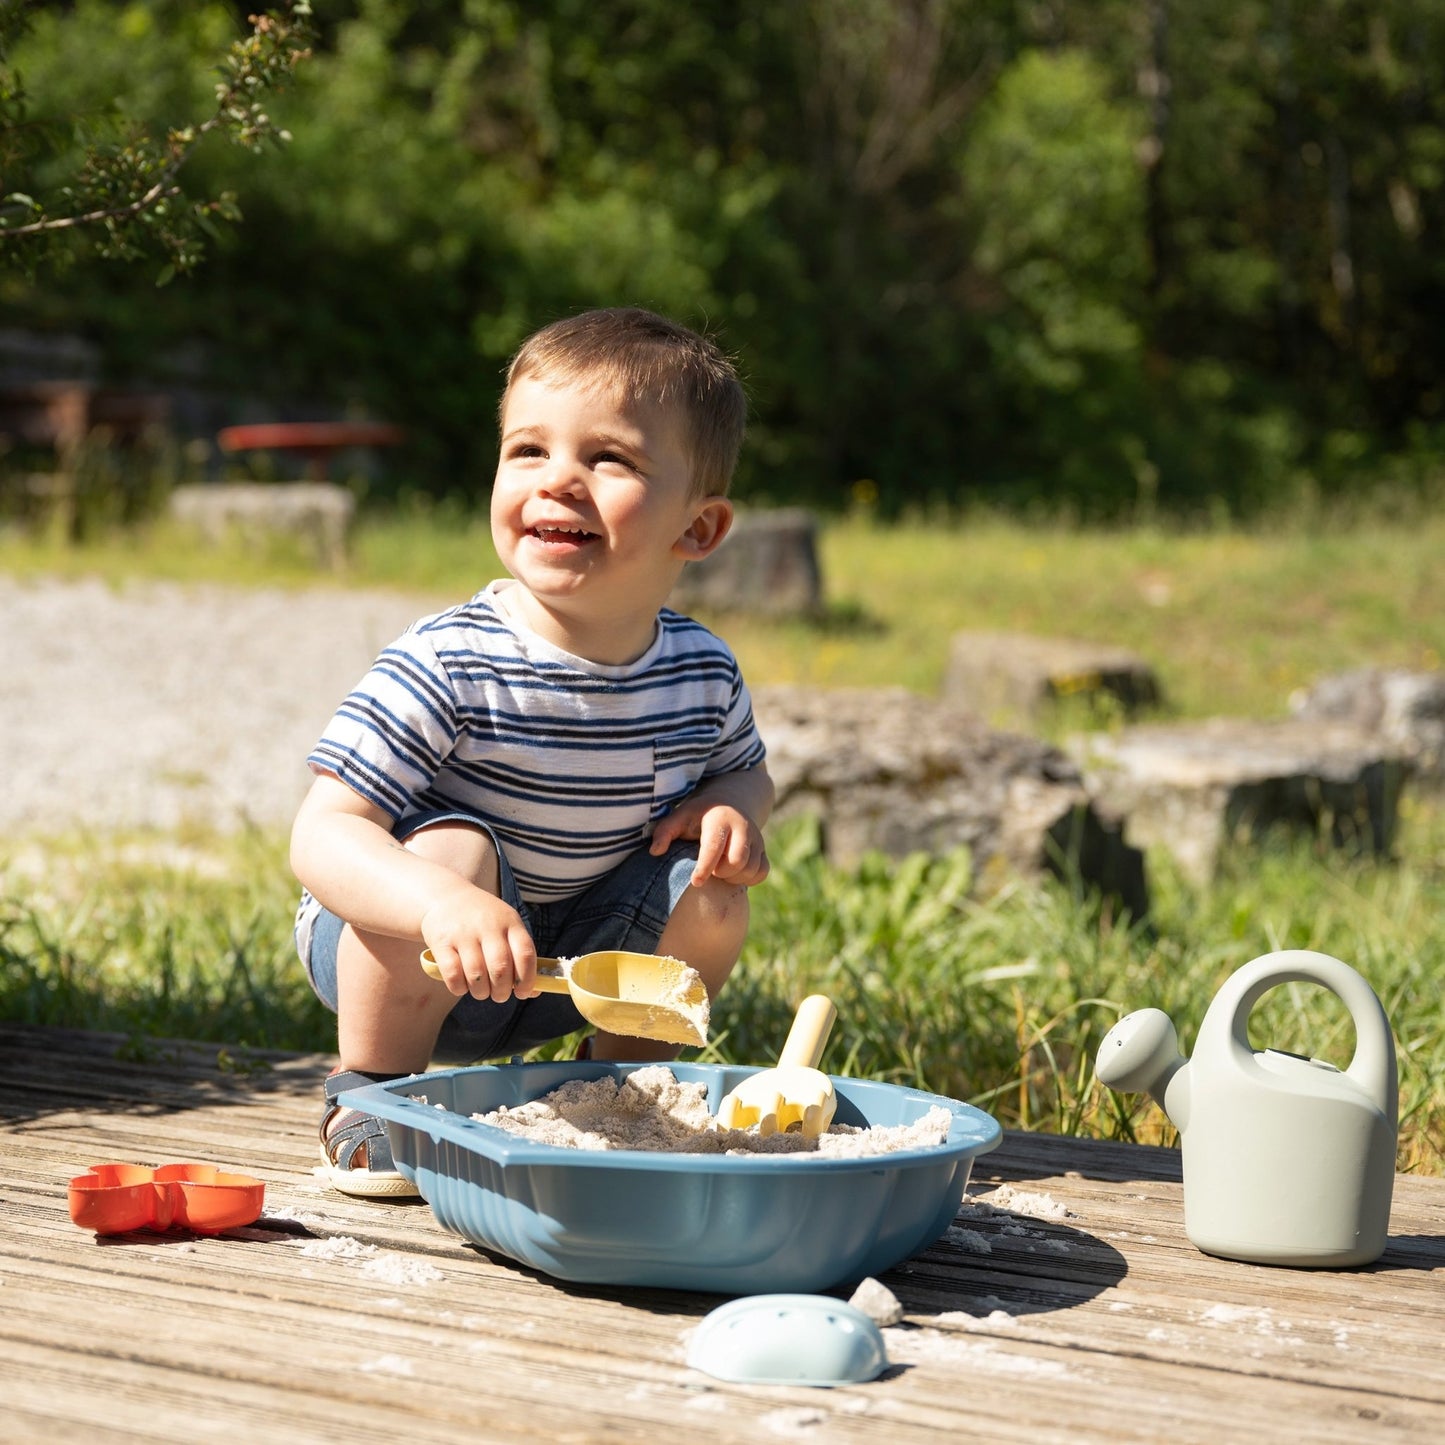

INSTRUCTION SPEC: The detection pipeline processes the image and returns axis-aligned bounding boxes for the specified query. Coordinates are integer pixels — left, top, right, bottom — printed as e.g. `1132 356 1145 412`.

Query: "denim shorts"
301 807 700 1064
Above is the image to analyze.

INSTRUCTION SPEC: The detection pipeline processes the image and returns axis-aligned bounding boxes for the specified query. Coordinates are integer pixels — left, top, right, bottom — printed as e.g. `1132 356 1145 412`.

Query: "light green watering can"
1095 950 1398 1268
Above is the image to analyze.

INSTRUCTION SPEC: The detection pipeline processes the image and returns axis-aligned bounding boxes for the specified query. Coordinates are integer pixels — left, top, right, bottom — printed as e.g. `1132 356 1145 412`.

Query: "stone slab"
1291 668 1445 783
943 631 1162 722
669 506 823 617
169 481 354 568
754 684 1148 914
1070 718 1414 882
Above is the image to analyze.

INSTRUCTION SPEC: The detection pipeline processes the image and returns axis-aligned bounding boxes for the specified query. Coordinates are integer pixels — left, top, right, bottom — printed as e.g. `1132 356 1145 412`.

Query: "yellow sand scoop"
421 948 708 1048
716 994 838 1138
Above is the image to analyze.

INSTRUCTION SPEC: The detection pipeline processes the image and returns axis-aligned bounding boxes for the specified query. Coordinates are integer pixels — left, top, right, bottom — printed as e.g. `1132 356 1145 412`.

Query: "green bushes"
5 2 1445 517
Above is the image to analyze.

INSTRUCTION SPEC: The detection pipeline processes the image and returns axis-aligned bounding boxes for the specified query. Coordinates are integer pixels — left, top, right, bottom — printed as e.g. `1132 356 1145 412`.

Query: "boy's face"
491 373 729 660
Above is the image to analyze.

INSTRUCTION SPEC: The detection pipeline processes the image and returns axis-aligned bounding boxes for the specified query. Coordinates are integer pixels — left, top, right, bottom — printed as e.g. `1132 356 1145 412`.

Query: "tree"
0 0 314 280
4 1 1443 516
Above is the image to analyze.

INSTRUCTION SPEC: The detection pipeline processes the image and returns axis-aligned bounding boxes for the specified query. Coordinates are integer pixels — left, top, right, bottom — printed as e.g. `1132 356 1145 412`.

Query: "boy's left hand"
649 767 773 888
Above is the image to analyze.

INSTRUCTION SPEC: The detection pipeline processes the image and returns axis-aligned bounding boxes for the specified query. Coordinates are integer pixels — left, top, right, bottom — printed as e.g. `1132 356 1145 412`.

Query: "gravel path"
1 574 440 835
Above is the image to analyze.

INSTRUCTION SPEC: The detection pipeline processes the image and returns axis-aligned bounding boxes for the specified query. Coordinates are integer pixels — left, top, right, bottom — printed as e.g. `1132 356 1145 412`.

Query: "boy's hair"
502 307 747 497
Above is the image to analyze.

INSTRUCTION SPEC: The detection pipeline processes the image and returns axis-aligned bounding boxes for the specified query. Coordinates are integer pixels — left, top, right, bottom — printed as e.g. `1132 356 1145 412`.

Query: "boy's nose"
538 456 586 495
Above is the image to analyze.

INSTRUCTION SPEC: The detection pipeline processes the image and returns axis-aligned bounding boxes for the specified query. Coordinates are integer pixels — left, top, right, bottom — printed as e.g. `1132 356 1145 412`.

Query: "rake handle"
778 994 837 1070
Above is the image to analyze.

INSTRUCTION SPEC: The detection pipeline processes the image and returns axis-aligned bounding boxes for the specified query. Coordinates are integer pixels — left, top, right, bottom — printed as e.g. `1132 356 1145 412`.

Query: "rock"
669 507 823 617
169 481 355 568
848 1277 904 1326
942 631 1162 723
753 685 1149 915
1290 668 1445 783
1069 719 1414 883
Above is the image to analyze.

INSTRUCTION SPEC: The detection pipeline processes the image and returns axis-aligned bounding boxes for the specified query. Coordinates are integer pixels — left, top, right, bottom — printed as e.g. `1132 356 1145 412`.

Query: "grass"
3 808 1441 1173
0 829 332 1052
720 507 1445 720
2 494 1443 1172
7 496 1442 720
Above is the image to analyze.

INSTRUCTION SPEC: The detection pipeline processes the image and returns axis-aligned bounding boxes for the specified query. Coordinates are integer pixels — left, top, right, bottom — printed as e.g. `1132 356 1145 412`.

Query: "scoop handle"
419 949 570 994
778 994 837 1069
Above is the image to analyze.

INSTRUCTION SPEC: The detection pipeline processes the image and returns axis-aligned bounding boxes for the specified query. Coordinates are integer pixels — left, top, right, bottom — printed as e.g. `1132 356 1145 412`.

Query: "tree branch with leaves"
0 0 314 280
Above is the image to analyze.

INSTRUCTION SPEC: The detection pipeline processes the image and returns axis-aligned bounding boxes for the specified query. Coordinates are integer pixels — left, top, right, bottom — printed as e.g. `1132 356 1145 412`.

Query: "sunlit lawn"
2 496 1442 1171
6 500 1442 722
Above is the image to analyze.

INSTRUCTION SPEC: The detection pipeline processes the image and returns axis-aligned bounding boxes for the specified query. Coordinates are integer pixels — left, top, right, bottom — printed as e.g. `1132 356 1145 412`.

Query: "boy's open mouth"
529 525 598 545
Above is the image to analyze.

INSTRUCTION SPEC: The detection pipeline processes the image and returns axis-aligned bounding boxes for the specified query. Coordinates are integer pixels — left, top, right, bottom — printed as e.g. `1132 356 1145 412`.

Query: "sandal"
318 1070 420 1199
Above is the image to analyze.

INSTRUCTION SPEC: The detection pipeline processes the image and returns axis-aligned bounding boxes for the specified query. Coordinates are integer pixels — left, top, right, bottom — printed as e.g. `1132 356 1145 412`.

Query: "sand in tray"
473 1065 952 1157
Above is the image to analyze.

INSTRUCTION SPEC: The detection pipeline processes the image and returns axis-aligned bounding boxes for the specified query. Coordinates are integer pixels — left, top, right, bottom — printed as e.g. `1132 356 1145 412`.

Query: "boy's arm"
649 762 774 887
291 775 467 935
290 774 535 988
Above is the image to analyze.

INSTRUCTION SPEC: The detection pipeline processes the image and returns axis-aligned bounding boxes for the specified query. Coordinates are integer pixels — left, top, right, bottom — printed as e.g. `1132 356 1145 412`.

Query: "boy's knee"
677 876 751 948
400 821 500 892
703 875 750 920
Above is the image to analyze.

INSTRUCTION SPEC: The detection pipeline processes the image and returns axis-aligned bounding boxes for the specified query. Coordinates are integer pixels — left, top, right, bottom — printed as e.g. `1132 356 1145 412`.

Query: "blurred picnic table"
217 421 406 481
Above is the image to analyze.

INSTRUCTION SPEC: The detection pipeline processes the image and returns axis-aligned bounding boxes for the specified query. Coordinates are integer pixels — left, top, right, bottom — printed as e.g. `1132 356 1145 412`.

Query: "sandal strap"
323 1067 406 1104
326 1108 389 1172
320 1070 408 1172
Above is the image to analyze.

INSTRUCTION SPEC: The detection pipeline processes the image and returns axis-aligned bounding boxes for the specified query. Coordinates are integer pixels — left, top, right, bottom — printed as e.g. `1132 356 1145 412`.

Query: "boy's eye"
596 451 635 469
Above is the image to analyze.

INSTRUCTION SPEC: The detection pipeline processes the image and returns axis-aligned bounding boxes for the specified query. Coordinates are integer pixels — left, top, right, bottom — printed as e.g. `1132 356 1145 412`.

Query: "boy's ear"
673 497 734 561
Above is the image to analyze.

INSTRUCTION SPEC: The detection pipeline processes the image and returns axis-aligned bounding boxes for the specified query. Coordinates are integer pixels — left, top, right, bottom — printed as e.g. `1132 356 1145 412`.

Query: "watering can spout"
1094 1008 1191 1132
1159 1058 1190 1132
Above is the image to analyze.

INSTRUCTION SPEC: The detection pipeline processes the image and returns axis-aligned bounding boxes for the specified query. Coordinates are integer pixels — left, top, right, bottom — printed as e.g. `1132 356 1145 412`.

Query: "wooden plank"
2 1023 1442 1443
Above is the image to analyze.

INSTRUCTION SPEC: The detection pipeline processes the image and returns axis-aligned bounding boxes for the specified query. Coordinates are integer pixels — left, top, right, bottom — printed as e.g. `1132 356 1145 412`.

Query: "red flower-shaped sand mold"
68 1163 265 1235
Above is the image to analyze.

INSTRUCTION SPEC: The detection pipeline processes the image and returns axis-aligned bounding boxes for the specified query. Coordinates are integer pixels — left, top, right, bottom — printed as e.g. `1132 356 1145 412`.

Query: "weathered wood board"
2 1024 1441 1443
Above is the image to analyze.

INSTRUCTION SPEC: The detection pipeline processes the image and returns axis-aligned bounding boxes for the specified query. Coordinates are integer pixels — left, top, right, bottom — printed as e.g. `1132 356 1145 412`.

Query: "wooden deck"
3 1021 1442 1443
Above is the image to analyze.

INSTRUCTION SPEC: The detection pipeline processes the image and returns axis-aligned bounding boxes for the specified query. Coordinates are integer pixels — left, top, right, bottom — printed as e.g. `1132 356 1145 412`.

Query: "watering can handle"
1198 949 1398 1119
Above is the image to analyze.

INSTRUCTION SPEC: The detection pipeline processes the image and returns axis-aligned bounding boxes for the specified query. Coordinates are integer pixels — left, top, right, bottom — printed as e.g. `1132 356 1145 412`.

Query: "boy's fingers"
692 825 728 884
734 856 767 887
478 952 517 1004
427 944 470 996
509 929 541 998
456 945 488 995
721 831 767 884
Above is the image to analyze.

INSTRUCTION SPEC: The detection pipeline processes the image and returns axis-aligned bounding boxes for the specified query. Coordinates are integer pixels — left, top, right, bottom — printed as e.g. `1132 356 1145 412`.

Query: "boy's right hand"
291 775 542 1004
419 888 539 1003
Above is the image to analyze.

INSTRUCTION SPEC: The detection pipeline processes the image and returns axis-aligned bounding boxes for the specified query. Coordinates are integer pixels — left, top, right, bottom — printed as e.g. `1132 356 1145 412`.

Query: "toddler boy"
290 307 773 1196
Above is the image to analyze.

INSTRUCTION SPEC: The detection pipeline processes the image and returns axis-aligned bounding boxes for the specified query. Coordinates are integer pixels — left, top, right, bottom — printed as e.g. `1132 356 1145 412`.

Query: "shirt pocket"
652 728 718 821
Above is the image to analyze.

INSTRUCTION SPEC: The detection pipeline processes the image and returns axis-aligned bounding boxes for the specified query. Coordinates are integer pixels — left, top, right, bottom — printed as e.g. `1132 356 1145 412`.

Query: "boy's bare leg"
588 877 750 1063
333 822 502 1076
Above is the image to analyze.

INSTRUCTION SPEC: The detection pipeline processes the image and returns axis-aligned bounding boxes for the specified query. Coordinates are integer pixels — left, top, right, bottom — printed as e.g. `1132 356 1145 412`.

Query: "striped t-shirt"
297 581 766 937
